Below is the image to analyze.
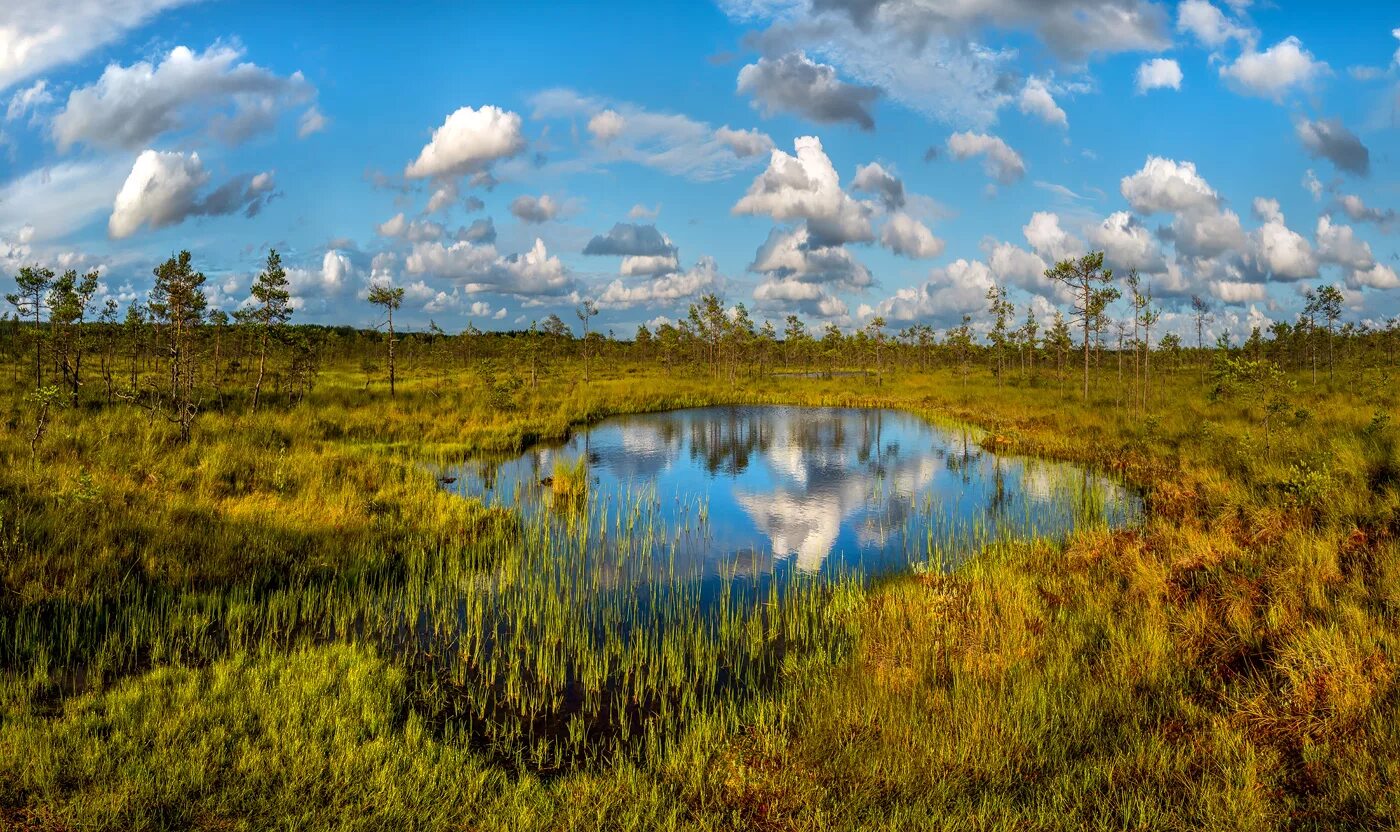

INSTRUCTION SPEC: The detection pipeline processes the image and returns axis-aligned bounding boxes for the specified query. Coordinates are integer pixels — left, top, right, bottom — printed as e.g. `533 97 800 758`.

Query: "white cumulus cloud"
1135 58 1182 93
1220 36 1329 100
947 132 1026 185
880 212 944 259
733 135 873 245
1018 77 1067 128
108 149 274 239
0 0 197 93
404 105 526 180
52 44 315 151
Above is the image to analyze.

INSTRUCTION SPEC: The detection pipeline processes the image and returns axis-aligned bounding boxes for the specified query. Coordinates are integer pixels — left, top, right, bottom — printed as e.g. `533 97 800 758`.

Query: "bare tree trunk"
253 329 269 410
1081 308 1090 401
388 312 397 398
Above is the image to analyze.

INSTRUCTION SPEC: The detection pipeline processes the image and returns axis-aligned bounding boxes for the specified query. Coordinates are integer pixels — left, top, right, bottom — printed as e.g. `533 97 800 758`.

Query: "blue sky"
1 0 1397 339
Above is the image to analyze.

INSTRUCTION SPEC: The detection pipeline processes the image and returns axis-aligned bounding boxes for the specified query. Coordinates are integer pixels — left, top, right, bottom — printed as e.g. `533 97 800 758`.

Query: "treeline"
5 249 1398 445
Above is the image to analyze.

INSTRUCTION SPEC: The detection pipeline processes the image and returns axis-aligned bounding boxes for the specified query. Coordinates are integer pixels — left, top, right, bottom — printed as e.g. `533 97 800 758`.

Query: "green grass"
1 351 1398 829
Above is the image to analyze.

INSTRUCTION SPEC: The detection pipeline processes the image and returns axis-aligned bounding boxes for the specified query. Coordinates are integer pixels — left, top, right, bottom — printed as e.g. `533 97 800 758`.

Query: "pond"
442 405 1139 585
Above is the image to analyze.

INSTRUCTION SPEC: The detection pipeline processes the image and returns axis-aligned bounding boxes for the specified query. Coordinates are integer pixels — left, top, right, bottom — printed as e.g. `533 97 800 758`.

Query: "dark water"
443 406 1139 582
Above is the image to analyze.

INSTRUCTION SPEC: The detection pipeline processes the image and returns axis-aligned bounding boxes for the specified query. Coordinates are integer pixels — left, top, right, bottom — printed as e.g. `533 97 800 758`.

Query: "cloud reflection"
455 406 1136 581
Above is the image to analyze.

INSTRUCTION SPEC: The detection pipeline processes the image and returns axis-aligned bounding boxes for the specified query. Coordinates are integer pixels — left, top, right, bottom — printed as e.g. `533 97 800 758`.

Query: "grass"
1 350 1398 830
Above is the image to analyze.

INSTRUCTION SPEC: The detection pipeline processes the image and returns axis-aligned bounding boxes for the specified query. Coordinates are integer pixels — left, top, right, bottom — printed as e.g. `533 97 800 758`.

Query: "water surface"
444 406 1138 583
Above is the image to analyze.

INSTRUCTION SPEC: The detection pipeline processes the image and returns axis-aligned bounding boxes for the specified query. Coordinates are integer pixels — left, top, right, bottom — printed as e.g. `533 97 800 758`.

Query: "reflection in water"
445 406 1138 582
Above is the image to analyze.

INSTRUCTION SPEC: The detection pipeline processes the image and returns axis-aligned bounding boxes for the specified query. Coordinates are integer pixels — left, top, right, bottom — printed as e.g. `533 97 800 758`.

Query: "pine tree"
367 283 405 397
576 299 599 383
1306 284 1344 382
249 249 292 410
47 269 99 406
6 265 54 389
1043 251 1114 400
148 251 207 441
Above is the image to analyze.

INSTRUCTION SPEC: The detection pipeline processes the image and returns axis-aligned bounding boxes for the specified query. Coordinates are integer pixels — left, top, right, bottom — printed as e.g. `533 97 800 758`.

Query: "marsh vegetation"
1 252 1398 829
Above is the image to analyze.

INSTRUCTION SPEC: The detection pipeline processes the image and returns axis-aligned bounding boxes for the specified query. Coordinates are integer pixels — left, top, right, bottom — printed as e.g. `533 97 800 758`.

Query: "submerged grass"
1 357 1397 829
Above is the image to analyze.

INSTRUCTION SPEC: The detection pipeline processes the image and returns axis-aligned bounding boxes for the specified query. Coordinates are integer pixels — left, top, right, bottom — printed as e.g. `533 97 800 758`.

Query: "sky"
1 0 1398 340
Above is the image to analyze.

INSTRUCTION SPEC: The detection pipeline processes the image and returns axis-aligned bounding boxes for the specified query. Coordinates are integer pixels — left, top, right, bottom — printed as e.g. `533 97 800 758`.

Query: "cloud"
200 170 276 218
0 0 197 93
947 131 1026 185
880 212 944 259
1220 36 1328 100
297 107 328 138
737 52 879 129
1022 211 1081 263
108 150 274 239
1018 77 1067 128
583 222 677 257
457 217 497 243
1306 215 1398 293
530 89 769 181
6 80 52 121
403 239 498 280
405 283 462 315
851 161 904 209
1251 196 1282 224
1173 206 1245 258
284 249 355 309
720 0 1166 129
1088 211 1166 273
1295 117 1370 177
749 224 872 289
1302 169 1324 201
1034 181 1087 201
869 258 996 325
1335 194 1396 231
1120 156 1219 214
377 212 446 241
1135 58 1182 93
732 135 873 245
728 0 1170 61
52 44 316 151
1348 262 1400 291
587 108 626 142
1314 215 1374 272
508 194 560 223
0 159 127 241
619 254 681 276
752 276 850 320
1248 199 1316 280
404 105 526 180
405 237 575 297
476 238 573 296
377 212 407 237
596 256 721 308
0 224 101 284
1122 157 1246 272
1176 0 1255 49
986 240 1049 292
714 125 775 157
1211 280 1266 304
425 182 458 214
627 203 660 219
